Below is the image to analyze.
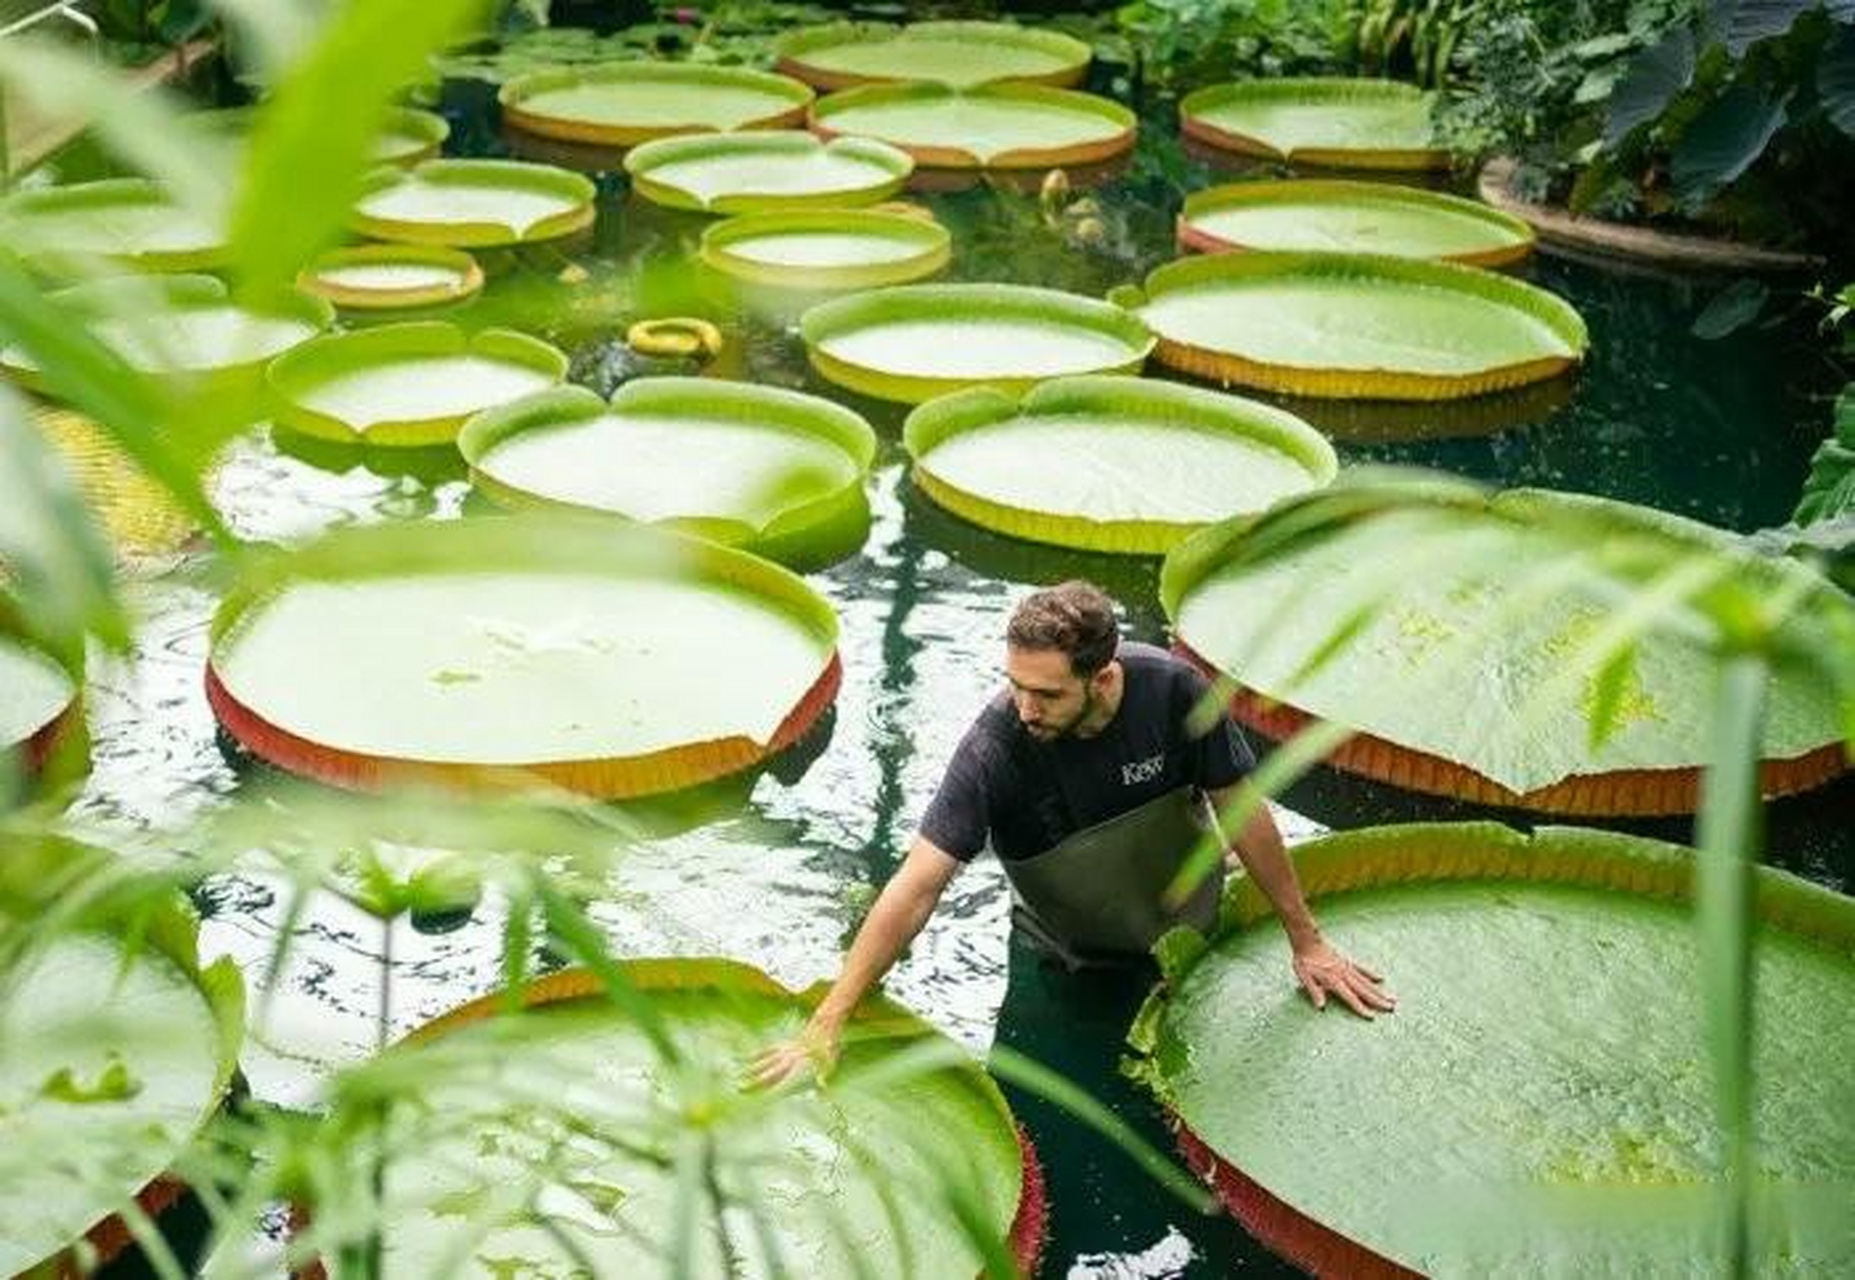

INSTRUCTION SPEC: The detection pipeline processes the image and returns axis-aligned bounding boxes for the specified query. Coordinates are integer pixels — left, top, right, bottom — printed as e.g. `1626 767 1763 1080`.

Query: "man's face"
1005 645 1103 741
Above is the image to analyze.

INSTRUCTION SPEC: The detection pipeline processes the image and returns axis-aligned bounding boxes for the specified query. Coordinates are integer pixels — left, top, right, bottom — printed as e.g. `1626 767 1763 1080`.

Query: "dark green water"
55 63 1851 1280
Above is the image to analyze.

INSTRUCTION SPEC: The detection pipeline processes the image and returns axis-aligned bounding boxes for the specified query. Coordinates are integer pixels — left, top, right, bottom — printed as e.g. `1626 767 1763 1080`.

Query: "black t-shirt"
919 642 1256 862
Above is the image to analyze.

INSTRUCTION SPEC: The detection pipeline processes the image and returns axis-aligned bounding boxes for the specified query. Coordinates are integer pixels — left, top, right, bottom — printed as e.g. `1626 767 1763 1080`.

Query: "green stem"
1695 653 1766 1278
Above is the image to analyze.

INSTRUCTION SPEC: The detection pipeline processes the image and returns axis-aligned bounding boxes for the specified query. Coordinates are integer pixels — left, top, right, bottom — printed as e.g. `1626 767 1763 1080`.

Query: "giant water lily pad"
206 516 842 798
1180 78 1449 170
0 178 226 273
1162 485 1849 813
802 283 1154 404
461 378 875 566
623 131 912 214
266 322 567 447
0 274 331 394
1124 252 1586 400
905 376 1336 554
296 244 485 312
353 159 596 248
349 959 1041 1278
701 208 951 290
193 104 447 166
776 20 1092 89
0 842 244 1277
499 62 812 148
810 82 1137 170
1179 180 1534 266
0 635 77 770
1128 822 1855 1276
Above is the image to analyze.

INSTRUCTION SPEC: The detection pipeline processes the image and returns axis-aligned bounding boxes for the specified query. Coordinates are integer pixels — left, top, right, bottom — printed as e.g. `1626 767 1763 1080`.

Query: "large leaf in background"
1795 385 1855 525
1671 83 1790 200
1691 277 1769 338
1161 486 1848 797
1821 24 1855 137
1126 822 1855 1276
227 0 491 302
1714 0 1821 55
1605 27 1696 147
0 390 121 656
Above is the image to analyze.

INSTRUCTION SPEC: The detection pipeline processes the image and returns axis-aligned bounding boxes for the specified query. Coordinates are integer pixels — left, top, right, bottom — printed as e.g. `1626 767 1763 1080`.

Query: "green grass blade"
227 0 491 302
1694 653 1767 1277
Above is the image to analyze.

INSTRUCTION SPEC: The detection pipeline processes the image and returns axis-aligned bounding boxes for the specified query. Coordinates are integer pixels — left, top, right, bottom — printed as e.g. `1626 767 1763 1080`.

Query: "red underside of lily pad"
1172 639 1846 816
205 653 843 800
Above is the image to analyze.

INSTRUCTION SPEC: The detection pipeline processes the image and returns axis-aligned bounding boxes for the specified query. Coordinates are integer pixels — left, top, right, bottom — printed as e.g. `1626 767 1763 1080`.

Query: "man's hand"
1291 936 1395 1018
749 1019 842 1090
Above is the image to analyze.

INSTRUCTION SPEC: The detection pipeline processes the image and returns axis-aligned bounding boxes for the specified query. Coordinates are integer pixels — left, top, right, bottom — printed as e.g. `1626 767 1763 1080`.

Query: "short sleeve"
1172 659 1256 791
918 720 996 863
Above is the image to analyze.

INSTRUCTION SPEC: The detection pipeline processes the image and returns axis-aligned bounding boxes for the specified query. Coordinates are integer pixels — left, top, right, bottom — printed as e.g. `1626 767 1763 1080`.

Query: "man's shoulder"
954 692 1021 763
1118 640 1196 686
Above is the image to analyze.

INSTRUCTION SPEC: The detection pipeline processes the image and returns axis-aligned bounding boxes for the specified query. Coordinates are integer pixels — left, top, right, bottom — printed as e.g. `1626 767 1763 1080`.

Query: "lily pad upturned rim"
1178 77 1450 171
809 81 1138 171
904 375 1337 555
457 375 877 554
1159 484 1850 814
351 158 598 248
498 61 814 147
1127 820 1855 1279
775 19 1093 90
0 837 245 1277
369 957 1045 1278
204 514 843 799
699 208 952 290
0 177 226 273
1123 251 1588 400
1 273 333 393
295 244 485 311
1178 179 1536 268
375 104 452 165
621 130 914 214
0 632 80 773
265 320 569 447
801 282 1156 404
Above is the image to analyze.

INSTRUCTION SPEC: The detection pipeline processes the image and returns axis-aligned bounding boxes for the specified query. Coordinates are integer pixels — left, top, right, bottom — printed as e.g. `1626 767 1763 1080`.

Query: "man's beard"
1027 682 1095 741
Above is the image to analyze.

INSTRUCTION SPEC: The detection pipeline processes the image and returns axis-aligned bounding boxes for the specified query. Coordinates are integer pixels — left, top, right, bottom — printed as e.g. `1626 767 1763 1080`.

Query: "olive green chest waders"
1001 785 1223 970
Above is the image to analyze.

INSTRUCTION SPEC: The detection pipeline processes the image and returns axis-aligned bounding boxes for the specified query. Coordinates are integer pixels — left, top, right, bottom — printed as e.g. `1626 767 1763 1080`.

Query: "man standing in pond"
756 582 1392 1259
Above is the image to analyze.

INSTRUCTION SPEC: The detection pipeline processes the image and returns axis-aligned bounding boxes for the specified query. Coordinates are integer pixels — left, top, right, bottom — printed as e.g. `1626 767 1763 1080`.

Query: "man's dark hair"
1007 581 1120 676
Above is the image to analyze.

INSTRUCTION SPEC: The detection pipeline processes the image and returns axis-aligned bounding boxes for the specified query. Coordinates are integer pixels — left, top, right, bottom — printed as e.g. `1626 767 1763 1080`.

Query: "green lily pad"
1127 252 1586 400
905 375 1336 554
499 62 813 148
1129 822 1855 1276
266 322 568 447
776 20 1092 89
1161 486 1849 810
0 178 226 273
0 636 75 759
206 515 841 798
0 274 331 393
701 209 951 290
355 958 1038 1278
296 244 485 312
460 378 876 566
0 841 244 1277
191 104 447 166
802 283 1154 404
353 159 596 248
810 82 1137 170
1179 180 1534 266
1180 78 1449 170
623 131 912 215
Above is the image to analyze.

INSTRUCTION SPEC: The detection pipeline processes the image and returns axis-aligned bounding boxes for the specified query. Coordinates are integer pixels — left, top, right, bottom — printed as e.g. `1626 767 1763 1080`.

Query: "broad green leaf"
1691 277 1769 339
1819 25 1855 138
500 62 813 148
1178 77 1442 165
776 20 1092 89
624 132 911 215
1717 0 1819 56
227 0 492 302
810 82 1136 167
1131 822 1855 1275
1178 180 1534 263
1604 26 1695 146
1671 83 1790 200
1793 384 1855 525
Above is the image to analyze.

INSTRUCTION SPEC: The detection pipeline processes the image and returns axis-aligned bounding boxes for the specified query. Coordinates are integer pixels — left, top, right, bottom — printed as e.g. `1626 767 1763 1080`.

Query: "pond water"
51 61 1851 1280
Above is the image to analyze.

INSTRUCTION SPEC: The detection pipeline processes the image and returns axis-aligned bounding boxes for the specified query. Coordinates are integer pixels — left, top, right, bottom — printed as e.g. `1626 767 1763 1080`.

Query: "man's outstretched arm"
1209 786 1397 1019
751 835 963 1087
